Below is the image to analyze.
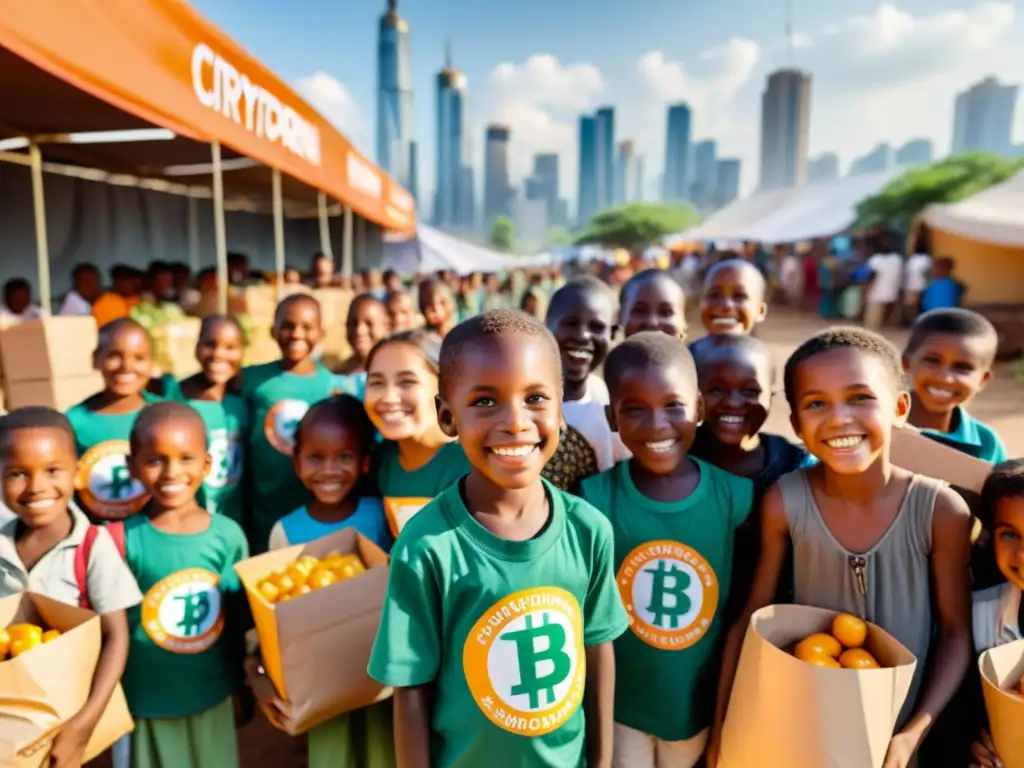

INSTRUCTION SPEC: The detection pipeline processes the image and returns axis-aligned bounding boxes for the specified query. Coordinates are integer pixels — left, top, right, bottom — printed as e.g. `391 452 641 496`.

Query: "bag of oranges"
978 638 1024 768
720 604 917 768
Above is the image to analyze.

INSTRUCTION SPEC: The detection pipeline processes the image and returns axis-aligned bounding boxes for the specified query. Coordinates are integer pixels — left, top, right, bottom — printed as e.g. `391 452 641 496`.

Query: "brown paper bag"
720 604 917 768
891 425 992 494
979 638 1024 768
0 593 133 767
235 528 391 735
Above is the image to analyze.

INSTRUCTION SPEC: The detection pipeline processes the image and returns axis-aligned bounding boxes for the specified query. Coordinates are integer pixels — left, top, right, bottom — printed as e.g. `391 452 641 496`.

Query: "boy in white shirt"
863 237 905 329
902 250 932 325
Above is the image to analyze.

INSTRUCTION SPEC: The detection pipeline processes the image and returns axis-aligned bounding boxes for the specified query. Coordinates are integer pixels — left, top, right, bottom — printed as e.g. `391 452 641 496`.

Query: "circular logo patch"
263 399 310 455
463 587 586 737
141 568 224 654
206 428 243 489
75 440 149 521
617 540 719 651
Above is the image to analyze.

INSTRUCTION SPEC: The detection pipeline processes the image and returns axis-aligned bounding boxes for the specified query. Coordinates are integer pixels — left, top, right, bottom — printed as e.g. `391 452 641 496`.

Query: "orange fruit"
286 565 309 590
840 648 880 669
331 554 366 581
258 581 280 603
794 633 842 662
9 635 41 657
832 614 868 649
803 652 842 669
308 568 339 591
41 629 61 643
7 624 43 645
295 584 312 596
275 573 296 596
1019 674 1024 697
0 629 9 659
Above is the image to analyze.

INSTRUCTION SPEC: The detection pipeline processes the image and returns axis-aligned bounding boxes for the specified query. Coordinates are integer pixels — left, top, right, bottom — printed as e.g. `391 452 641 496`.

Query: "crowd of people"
0 246 1017 768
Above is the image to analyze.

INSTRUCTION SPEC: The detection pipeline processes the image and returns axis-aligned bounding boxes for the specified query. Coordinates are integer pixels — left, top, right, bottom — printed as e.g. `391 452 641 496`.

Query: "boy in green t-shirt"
580 333 753 768
368 309 629 768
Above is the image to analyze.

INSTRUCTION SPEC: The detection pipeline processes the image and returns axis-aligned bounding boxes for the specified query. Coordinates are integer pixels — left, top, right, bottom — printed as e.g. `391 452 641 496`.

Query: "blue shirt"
921 278 963 311
921 406 1008 464
333 371 367 400
276 498 392 552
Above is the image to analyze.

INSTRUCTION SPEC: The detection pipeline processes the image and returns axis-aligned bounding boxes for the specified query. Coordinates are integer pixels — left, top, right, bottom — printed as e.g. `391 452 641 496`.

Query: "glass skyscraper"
434 46 472 230
376 0 417 202
577 116 597 227
663 103 692 202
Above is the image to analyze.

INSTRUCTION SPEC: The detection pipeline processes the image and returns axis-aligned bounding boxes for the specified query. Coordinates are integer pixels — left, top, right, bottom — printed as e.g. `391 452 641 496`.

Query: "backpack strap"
106 521 126 559
73 522 127 611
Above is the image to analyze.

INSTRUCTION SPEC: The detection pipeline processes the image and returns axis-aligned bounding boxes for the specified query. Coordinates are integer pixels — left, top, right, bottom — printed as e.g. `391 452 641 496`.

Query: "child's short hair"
385 289 410 306
783 327 903 409
0 407 76 457
904 308 998 367
294 394 375 455
348 293 387 320
979 459 1024 533
4 277 30 299
366 328 442 373
690 333 775 381
605 331 697 398
96 318 151 357
702 258 767 297
129 401 206 454
620 269 685 304
200 314 244 340
546 275 614 322
274 292 321 325
438 309 561 397
417 278 452 308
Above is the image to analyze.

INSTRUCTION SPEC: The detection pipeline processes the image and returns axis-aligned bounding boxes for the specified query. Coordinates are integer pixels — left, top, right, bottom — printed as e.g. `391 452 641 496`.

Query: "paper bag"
979 638 1024 768
891 425 992 494
720 604 917 768
0 593 133 767
235 528 391 734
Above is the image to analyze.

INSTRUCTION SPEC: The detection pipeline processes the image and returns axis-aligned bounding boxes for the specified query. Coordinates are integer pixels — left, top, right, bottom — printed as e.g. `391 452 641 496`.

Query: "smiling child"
619 269 688 339
698 258 768 337
336 293 392 376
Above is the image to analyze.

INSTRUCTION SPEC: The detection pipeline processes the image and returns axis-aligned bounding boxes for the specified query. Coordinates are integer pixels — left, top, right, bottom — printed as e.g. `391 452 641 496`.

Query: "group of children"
0 255 1018 768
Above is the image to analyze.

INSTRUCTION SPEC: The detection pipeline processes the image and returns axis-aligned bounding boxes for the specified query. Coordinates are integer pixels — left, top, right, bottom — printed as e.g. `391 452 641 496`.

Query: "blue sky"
192 0 1024 207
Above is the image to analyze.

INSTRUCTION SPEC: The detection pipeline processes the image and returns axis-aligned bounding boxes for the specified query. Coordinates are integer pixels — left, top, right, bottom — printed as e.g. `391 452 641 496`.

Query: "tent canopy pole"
317 191 333 269
342 206 354 277
28 142 52 314
272 168 285 291
211 141 228 315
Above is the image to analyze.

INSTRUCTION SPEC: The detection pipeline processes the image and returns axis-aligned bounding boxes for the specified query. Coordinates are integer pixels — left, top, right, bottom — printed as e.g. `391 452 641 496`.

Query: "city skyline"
193 0 1024 212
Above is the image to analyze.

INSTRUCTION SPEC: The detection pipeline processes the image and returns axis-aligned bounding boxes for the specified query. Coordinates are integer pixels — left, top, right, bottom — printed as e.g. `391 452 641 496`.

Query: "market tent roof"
666 168 903 245
920 170 1024 248
383 225 551 275
0 0 414 232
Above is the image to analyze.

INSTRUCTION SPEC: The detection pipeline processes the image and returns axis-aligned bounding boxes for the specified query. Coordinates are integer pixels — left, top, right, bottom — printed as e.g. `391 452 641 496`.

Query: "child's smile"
699 262 767 336
698 353 771 446
993 497 1024 591
904 332 991 416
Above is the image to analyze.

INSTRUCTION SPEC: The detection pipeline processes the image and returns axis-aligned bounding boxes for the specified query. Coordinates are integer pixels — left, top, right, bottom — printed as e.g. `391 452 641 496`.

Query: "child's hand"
48 712 92 768
243 655 290 730
969 728 1003 768
882 731 919 768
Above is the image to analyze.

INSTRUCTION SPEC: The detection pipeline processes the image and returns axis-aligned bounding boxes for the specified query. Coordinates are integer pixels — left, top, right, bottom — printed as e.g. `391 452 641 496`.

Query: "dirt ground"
92 307 1024 767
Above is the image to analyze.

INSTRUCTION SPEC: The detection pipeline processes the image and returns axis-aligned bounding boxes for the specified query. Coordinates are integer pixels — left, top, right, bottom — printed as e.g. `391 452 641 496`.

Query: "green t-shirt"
162 375 248 524
368 479 629 768
121 512 249 719
65 394 160 522
241 361 336 553
372 440 471 537
580 458 754 740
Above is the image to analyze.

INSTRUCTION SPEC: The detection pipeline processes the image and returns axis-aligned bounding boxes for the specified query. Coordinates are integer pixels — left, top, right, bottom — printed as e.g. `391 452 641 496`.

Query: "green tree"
489 215 516 252
855 151 1024 232
574 202 699 249
547 226 572 245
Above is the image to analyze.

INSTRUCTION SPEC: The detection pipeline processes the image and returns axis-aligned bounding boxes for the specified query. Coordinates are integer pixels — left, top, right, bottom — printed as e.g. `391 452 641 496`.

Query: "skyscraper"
577 115 598 227
807 153 840 183
952 77 1019 157
615 140 642 205
715 159 741 208
849 143 894 176
663 103 692 202
895 139 934 166
759 69 811 191
691 139 718 209
434 43 471 230
526 153 565 228
376 0 416 202
594 107 615 211
484 125 512 226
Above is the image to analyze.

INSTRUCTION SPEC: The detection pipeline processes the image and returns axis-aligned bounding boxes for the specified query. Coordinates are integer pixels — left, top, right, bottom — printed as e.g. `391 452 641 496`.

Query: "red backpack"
73 522 126 612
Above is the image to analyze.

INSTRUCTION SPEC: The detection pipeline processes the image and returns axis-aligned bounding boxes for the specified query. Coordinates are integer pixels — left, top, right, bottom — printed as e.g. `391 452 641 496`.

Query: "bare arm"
394 685 432 768
584 642 616 768
706 484 791 766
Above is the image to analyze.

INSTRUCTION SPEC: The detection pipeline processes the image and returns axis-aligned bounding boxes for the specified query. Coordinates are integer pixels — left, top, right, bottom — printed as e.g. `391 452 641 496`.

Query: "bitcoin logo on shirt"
206 428 242 489
141 569 224 654
617 540 719 651
463 587 586 736
75 440 150 521
263 399 310 455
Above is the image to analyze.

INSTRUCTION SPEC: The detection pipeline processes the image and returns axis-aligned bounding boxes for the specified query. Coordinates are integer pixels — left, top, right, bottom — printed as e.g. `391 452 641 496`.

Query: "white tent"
664 187 796 245
382 224 550 275
920 170 1024 248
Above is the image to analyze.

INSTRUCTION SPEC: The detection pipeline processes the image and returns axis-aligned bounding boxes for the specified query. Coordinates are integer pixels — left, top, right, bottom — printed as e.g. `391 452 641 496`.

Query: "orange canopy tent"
0 0 415 309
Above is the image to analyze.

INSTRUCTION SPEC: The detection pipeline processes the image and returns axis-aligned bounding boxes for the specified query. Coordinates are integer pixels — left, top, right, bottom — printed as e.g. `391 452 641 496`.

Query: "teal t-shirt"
580 458 754 741
65 394 160 522
372 440 471 537
368 479 629 768
921 406 1008 464
162 375 248 524
241 361 337 553
121 512 249 719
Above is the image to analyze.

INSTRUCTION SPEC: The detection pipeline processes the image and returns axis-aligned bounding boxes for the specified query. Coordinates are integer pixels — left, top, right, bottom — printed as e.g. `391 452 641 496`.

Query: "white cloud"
295 72 365 148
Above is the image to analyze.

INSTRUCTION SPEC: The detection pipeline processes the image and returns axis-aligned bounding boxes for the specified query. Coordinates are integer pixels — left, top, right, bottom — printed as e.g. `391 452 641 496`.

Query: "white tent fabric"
383 224 550 275
666 167 903 245
920 170 1024 248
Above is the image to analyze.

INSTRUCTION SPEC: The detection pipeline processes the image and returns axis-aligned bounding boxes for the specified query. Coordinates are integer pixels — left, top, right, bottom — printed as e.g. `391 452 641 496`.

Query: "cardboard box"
891 424 992 494
0 318 98 384
0 593 133 766
243 323 281 367
312 288 352 330
151 318 202 378
5 373 104 412
980 638 1024 768
234 528 391 734
720 605 917 768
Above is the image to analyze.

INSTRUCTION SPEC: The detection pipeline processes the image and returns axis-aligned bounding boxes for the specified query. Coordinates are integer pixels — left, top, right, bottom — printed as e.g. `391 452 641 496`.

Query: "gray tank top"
779 470 942 728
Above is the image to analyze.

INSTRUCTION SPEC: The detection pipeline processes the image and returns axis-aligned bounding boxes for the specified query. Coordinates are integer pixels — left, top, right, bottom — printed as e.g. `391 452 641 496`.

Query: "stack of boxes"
313 288 353 369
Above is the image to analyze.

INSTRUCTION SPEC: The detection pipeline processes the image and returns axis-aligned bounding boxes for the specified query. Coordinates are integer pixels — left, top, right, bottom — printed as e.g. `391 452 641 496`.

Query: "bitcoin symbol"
174 588 211 637
502 612 571 710
643 561 692 629
105 464 134 500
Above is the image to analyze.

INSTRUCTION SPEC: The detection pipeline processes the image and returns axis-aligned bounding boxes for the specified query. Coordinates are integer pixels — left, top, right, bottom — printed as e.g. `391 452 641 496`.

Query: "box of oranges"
720 604 917 768
979 638 1024 768
0 592 133 767
234 526 391 735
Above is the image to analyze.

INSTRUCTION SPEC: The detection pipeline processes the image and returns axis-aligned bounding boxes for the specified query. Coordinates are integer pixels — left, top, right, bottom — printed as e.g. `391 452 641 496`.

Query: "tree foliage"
854 151 1024 232
574 203 699 249
547 226 573 246
488 215 516 252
